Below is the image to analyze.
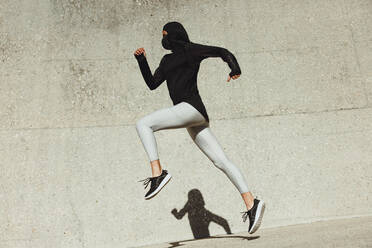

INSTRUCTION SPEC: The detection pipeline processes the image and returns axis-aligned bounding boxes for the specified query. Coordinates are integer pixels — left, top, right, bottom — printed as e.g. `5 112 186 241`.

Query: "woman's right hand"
134 47 146 57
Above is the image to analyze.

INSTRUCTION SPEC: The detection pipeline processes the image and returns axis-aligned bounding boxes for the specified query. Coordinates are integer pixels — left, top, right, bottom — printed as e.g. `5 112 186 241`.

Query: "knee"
213 155 230 171
135 118 147 132
136 118 156 133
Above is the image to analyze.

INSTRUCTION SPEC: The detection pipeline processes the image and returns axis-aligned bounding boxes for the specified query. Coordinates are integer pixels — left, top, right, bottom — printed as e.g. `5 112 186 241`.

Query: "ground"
135 216 372 248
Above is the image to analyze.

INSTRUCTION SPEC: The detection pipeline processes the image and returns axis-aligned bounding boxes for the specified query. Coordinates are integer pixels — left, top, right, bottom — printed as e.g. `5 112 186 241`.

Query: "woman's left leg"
187 124 255 210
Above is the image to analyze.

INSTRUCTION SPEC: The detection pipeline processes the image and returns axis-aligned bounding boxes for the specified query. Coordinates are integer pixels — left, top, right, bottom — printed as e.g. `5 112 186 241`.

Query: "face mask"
162 35 172 50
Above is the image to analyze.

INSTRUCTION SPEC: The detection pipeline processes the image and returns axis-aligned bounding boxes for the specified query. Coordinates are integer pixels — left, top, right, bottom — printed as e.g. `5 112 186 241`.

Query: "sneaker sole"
249 201 265 234
145 174 172 200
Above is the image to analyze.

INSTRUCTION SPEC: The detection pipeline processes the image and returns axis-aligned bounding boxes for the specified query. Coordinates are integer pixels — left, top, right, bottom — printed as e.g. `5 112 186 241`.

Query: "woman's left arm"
188 42 242 78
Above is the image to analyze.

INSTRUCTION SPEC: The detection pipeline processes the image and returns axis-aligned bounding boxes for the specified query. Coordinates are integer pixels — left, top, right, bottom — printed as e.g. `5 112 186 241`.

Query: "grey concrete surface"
0 0 371 247
135 216 372 248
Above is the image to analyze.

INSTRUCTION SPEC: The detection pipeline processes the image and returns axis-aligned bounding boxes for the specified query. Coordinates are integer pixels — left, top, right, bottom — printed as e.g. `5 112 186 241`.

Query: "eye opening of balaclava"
162 21 190 53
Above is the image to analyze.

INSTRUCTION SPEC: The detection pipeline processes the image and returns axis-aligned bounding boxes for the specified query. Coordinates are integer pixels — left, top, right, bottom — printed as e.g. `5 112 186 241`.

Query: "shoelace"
240 210 250 222
138 177 152 189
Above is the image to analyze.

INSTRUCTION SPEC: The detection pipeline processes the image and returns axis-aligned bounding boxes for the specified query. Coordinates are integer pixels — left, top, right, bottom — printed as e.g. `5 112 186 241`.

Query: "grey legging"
135 101 249 194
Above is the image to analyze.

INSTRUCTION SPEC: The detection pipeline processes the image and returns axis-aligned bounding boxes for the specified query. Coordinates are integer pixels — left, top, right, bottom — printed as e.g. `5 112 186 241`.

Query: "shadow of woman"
169 189 259 247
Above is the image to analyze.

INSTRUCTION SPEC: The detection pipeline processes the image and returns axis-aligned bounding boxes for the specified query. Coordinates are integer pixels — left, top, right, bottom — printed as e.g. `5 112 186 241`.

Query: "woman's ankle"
150 159 162 177
241 191 255 210
152 169 162 177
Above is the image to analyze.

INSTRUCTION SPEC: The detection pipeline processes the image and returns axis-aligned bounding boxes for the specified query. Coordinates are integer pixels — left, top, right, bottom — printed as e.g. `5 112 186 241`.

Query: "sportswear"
138 169 172 200
134 21 241 123
136 101 250 194
241 198 266 234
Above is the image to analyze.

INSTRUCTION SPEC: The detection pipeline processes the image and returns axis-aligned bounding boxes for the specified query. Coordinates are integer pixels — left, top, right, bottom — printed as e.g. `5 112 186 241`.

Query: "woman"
134 21 265 234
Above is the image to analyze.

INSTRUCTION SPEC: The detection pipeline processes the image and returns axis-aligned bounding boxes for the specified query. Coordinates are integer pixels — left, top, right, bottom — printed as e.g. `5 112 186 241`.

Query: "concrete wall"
0 0 371 247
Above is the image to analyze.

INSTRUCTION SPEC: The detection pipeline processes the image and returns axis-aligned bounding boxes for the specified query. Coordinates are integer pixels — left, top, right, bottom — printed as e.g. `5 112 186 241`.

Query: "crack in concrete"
0 104 371 132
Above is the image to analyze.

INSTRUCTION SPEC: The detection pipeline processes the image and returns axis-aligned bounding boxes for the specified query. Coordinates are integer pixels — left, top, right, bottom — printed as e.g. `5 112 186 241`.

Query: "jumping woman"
134 21 265 234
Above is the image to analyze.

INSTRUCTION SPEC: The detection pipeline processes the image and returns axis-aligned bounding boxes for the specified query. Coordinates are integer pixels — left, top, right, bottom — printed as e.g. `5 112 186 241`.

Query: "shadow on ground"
168 188 259 247
166 235 260 248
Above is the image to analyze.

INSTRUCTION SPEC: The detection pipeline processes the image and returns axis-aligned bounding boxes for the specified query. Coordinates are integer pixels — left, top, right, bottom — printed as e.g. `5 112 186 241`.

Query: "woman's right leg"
186 124 255 210
135 102 206 176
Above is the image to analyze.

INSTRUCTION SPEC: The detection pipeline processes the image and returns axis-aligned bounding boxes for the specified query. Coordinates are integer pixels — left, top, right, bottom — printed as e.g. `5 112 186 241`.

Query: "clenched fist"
134 47 146 57
227 74 241 82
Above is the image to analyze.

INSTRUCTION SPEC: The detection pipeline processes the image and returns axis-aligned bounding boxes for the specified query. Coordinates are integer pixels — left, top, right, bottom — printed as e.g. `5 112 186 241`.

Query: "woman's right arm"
134 51 166 90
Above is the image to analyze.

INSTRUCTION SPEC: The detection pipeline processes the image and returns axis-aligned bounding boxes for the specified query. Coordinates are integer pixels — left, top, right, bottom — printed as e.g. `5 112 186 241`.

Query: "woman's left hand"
227 74 240 82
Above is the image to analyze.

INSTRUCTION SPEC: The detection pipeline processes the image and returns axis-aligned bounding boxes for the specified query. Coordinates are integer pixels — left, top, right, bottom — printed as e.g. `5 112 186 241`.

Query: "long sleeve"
134 53 166 90
187 42 242 77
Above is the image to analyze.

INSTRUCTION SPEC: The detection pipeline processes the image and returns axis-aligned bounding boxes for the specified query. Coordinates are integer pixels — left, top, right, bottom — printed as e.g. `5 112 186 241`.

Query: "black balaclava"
162 21 190 53
161 21 197 71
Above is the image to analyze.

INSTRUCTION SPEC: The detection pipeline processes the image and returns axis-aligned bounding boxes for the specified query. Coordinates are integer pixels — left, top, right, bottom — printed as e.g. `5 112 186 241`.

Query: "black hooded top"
134 21 241 123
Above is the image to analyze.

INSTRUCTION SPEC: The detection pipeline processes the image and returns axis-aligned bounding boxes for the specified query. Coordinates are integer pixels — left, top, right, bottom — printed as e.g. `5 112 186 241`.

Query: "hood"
162 21 191 53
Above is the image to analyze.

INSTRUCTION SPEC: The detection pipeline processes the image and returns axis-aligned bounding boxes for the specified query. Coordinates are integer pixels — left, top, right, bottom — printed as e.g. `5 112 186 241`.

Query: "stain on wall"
50 0 170 31
0 33 23 63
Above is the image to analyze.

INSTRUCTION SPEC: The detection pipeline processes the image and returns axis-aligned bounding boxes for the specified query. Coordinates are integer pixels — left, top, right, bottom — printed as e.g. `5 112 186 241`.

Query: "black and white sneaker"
138 169 172 200
241 198 266 234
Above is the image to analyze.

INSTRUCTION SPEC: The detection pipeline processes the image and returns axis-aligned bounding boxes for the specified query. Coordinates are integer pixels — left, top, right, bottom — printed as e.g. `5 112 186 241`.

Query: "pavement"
134 216 372 248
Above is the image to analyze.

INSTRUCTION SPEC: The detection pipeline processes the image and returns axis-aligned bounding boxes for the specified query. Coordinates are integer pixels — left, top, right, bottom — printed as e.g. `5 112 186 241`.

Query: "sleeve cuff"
134 53 146 62
229 70 241 77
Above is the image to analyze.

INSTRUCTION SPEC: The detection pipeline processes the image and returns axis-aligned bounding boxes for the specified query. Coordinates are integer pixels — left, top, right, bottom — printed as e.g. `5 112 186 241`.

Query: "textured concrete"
0 0 372 247
135 216 372 248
